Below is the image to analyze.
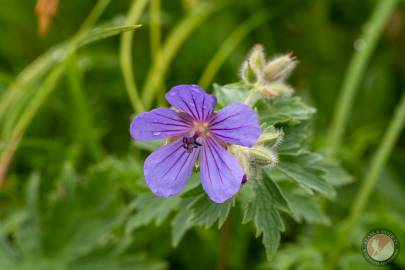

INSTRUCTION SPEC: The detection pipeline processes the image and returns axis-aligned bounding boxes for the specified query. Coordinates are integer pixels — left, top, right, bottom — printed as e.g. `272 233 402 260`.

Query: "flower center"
182 122 209 153
193 121 209 137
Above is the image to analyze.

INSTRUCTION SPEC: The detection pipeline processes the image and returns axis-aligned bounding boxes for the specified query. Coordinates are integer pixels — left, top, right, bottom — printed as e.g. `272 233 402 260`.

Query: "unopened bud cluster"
240 45 297 97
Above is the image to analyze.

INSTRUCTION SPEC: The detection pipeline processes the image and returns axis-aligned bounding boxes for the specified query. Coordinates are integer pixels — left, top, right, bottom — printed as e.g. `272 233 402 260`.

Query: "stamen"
182 136 202 153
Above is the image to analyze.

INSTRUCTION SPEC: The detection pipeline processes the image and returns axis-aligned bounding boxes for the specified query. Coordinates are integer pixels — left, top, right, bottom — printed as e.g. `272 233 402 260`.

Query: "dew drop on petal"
152 131 161 136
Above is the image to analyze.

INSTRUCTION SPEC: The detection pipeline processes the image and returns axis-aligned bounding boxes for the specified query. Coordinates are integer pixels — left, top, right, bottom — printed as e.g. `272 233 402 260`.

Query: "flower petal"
209 102 261 147
200 137 244 203
165 84 217 121
144 138 199 197
130 108 192 141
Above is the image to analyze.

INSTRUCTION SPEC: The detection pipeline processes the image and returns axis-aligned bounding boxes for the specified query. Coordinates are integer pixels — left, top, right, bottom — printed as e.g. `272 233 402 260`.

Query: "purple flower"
130 84 261 203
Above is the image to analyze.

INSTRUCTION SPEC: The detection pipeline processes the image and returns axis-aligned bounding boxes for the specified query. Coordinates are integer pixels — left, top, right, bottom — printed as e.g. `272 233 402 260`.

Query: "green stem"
141 3 216 110
67 55 103 161
326 90 405 269
198 8 275 89
149 0 166 107
150 0 162 62
350 93 405 222
120 0 149 114
326 0 397 157
243 90 260 106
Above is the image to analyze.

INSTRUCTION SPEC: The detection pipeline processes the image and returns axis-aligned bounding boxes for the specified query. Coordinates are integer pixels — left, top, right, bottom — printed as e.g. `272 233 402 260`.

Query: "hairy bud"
248 44 266 72
240 61 259 85
249 145 278 167
263 53 297 82
261 81 294 97
257 128 284 147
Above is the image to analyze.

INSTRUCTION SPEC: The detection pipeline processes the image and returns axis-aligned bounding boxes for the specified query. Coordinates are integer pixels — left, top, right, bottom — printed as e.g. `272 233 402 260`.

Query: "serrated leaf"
213 82 249 107
277 124 310 155
314 159 352 186
263 171 292 214
244 178 285 260
189 195 233 228
171 200 194 247
171 192 232 247
277 161 335 198
285 192 330 225
126 195 180 234
257 97 316 125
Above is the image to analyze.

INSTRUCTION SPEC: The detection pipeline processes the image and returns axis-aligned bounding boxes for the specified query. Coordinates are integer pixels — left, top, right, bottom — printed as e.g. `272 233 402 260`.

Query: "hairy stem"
120 0 149 113
326 0 397 157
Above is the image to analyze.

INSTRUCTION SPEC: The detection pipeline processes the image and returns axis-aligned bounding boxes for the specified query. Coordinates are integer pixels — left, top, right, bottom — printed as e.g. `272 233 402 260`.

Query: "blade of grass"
0 0 115 185
120 0 149 114
326 89 405 269
0 24 142 132
141 3 218 110
326 0 398 157
150 0 162 62
0 0 112 123
0 64 65 186
198 8 275 89
149 0 167 107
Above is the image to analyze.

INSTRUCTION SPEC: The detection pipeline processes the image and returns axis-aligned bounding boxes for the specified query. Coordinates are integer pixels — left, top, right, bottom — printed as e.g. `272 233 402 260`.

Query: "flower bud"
248 44 266 72
263 53 297 82
229 145 253 179
249 145 278 167
261 81 294 97
257 128 283 147
240 60 259 85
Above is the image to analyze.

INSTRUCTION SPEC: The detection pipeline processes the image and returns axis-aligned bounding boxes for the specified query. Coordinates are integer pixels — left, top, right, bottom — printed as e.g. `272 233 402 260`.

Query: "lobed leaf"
257 97 316 126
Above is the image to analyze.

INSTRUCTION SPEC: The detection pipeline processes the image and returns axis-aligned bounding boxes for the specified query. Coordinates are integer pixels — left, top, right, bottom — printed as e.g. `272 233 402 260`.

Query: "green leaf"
276 159 335 198
171 191 232 247
285 192 330 225
257 96 316 125
213 82 249 107
243 177 285 260
79 24 142 46
189 195 233 228
262 171 292 214
126 195 180 235
171 199 195 247
314 159 352 186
